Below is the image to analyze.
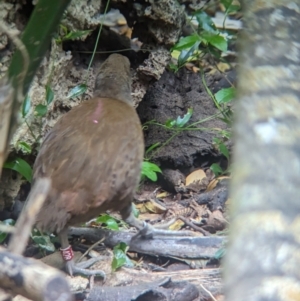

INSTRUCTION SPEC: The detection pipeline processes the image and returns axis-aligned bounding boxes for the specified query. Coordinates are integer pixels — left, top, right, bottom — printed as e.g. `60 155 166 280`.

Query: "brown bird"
32 54 145 276
31 54 187 277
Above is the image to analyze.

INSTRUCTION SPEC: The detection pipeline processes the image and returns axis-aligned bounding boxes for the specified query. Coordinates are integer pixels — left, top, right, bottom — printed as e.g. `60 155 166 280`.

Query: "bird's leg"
121 204 195 239
58 227 105 278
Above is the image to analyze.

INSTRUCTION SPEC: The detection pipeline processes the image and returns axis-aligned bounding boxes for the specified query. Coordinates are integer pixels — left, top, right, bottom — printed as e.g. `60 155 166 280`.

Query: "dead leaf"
144 199 167 214
156 191 170 198
186 169 207 186
168 219 184 230
207 176 230 191
217 62 231 72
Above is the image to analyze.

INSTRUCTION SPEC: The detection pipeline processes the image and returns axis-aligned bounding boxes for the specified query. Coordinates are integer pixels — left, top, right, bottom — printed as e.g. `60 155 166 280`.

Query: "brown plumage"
32 54 144 276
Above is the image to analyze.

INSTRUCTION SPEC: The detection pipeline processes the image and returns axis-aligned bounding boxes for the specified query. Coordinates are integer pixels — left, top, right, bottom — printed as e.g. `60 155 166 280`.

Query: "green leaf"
67 84 87 99
141 161 162 182
63 29 92 41
195 11 217 33
210 163 223 177
219 143 229 160
45 85 54 105
202 34 227 52
227 5 240 13
175 108 193 127
221 130 232 139
0 219 15 244
18 141 32 154
31 234 55 252
168 63 179 72
165 108 193 128
35 104 47 117
132 203 139 218
22 95 31 117
220 0 234 10
112 242 130 271
3 157 33 182
172 35 200 51
220 0 240 13
215 87 235 104
178 42 200 67
96 214 119 230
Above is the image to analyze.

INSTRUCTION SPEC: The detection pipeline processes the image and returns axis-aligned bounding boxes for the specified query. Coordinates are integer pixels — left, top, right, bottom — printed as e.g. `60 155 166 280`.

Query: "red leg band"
60 245 74 261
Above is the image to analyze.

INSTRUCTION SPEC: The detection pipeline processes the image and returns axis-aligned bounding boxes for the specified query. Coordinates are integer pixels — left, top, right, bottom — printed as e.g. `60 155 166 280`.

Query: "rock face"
138 68 228 172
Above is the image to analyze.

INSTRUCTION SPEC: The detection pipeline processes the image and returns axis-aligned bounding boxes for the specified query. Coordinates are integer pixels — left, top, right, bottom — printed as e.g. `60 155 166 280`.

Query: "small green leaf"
165 108 193 128
221 130 232 139
219 143 229 160
195 11 217 33
165 118 176 128
18 141 32 154
172 35 200 51
132 203 139 218
96 214 119 230
31 234 55 252
215 87 235 104
141 161 162 182
59 24 68 35
3 157 33 182
168 63 179 72
112 242 130 271
221 0 240 13
175 108 193 127
0 219 15 243
227 5 240 13
210 163 223 177
22 95 31 117
45 85 54 105
213 137 221 144
202 34 227 52
67 84 87 99
63 29 92 41
178 42 200 67
35 104 47 117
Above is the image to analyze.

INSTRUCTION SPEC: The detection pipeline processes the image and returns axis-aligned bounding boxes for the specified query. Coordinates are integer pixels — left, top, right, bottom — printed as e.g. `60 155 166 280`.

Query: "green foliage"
22 95 31 117
171 10 230 70
8 0 71 97
220 0 240 15
96 214 119 231
141 161 162 182
56 25 92 44
215 87 235 104
45 85 54 105
143 108 226 162
0 219 15 243
34 104 48 117
210 134 231 176
17 141 32 154
3 157 33 182
34 84 56 117
112 242 133 271
165 108 193 128
67 83 87 99
31 229 56 252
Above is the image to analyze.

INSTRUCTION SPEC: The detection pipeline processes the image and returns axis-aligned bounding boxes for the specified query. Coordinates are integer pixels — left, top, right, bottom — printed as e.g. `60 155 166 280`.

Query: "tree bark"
224 1 300 300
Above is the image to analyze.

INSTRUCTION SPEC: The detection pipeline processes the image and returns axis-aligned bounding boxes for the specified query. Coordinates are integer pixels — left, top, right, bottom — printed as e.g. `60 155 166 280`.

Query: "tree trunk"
224 1 300 300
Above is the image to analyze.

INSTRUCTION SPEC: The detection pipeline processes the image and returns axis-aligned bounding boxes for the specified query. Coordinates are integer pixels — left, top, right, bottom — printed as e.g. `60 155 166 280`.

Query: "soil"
138 68 230 174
